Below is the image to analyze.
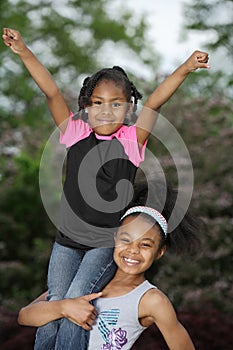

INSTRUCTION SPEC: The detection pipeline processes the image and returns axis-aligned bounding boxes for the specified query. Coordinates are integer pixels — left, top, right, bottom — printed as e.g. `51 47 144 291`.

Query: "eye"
112 102 122 108
141 242 152 248
92 100 102 106
121 238 130 243
118 237 130 244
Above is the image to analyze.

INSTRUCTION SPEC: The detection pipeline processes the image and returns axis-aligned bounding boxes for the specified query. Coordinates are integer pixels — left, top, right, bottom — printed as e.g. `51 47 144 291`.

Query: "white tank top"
88 280 156 350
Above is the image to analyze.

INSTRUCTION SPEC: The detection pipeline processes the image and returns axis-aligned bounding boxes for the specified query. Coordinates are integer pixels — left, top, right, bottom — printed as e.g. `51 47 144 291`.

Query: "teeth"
123 257 139 264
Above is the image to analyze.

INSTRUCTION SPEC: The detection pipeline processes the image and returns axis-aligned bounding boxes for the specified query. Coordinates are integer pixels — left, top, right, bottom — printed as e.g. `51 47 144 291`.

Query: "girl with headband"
18 179 200 349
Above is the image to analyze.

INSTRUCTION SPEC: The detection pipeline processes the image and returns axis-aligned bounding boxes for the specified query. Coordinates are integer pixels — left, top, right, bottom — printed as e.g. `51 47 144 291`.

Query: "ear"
155 245 166 260
128 100 134 113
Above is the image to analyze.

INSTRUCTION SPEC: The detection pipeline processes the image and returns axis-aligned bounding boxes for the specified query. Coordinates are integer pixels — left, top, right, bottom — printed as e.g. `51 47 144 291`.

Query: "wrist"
59 299 70 318
179 62 193 76
18 46 33 59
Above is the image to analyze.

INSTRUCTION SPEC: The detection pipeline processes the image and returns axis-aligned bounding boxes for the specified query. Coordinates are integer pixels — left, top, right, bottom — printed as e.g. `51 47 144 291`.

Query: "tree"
182 0 233 311
182 0 233 86
146 70 233 315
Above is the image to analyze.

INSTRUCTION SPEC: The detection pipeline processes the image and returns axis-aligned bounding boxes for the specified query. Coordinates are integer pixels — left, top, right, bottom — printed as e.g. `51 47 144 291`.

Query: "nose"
126 242 140 254
101 103 112 114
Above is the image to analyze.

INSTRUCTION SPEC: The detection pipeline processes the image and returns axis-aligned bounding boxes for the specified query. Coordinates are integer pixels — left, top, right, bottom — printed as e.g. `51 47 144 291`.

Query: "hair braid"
130 82 143 123
112 65 128 78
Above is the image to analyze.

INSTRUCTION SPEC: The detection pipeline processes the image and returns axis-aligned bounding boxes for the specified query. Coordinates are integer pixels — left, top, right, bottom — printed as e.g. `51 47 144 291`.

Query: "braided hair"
73 66 143 124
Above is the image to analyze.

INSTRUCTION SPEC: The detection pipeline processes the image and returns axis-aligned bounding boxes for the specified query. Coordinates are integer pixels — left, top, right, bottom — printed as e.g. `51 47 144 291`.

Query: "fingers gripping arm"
18 292 102 331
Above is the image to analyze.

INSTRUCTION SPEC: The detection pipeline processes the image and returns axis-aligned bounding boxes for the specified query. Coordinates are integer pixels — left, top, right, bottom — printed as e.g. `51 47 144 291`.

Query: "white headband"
121 206 168 237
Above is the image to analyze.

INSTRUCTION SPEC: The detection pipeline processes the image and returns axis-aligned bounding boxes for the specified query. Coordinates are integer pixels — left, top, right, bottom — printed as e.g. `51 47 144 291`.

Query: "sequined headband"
121 206 168 237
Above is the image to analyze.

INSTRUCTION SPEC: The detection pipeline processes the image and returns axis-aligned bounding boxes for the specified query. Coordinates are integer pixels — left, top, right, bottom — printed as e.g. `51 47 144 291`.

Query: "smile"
97 119 114 124
123 257 140 265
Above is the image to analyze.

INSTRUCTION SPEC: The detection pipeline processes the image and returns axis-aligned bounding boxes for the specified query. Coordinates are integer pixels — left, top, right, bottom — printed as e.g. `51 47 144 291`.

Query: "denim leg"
65 247 117 297
34 242 85 350
55 247 117 350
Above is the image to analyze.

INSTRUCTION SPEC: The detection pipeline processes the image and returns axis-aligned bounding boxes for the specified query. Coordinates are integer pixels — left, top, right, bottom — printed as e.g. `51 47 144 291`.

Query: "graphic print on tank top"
97 308 128 349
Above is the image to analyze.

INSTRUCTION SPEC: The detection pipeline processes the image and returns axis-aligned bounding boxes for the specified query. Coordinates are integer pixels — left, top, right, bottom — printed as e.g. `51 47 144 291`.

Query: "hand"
184 50 210 72
2 28 28 55
61 292 102 331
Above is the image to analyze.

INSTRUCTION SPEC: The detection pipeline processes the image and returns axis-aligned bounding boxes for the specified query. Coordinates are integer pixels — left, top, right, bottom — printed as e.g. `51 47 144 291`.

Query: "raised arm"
2 28 70 132
18 292 101 330
136 50 210 146
140 289 196 350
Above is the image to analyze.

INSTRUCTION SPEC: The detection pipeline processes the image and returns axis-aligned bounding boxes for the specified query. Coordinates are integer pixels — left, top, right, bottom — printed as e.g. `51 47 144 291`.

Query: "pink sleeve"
60 112 92 148
117 125 147 167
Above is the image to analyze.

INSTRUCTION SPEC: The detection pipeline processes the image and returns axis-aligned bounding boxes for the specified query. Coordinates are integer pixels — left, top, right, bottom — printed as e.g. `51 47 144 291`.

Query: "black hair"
127 177 202 256
73 66 143 124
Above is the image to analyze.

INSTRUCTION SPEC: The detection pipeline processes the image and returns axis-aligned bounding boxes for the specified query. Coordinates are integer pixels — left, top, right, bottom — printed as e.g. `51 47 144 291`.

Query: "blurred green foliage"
147 70 233 314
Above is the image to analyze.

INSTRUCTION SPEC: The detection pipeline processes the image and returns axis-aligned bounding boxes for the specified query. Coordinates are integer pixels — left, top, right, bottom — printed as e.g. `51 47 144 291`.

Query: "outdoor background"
0 0 232 349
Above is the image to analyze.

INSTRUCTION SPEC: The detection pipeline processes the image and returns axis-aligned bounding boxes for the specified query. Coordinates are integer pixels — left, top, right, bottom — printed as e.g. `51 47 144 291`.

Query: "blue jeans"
34 242 117 350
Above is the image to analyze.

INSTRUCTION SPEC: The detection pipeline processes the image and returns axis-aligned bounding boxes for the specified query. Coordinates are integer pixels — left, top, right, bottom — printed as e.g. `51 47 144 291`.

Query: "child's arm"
18 291 101 330
136 50 210 146
2 28 70 132
140 289 196 350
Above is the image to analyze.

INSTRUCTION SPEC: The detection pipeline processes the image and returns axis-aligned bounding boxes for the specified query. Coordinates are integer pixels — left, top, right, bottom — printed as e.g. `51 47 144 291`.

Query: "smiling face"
86 79 131 136
114 215 166 278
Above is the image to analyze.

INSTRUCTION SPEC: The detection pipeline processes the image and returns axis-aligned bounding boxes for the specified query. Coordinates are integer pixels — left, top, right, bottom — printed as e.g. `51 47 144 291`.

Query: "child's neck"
101 270 145 298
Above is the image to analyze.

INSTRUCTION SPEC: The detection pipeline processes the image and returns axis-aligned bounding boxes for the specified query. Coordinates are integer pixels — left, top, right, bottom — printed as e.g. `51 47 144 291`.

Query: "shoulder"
60 113 92 147
115 124 137 139
139 287 174 325
141 287 170 309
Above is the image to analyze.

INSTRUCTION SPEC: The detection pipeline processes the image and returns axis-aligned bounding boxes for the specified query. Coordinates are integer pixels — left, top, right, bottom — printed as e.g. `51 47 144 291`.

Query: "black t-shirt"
56 133 137 248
